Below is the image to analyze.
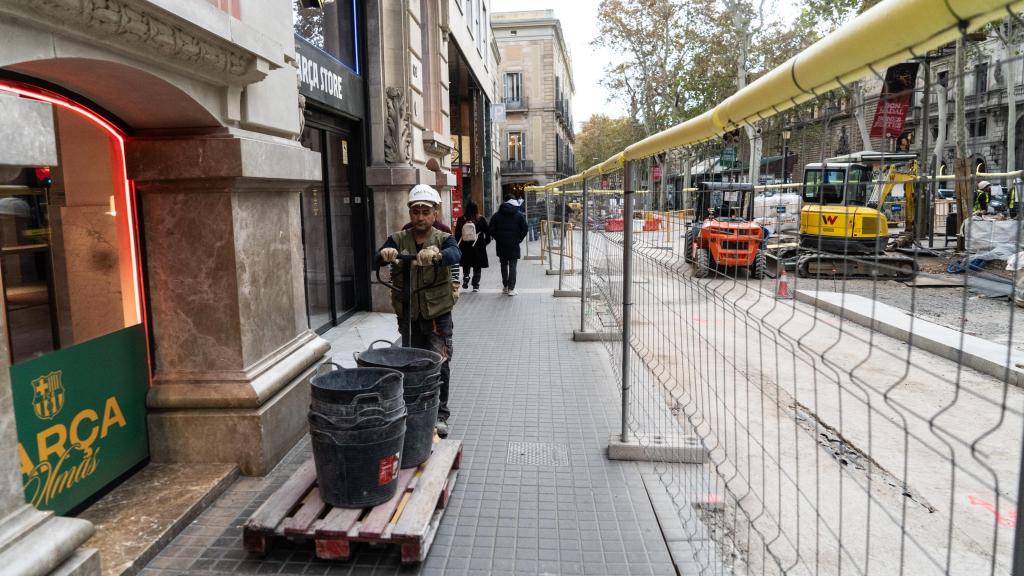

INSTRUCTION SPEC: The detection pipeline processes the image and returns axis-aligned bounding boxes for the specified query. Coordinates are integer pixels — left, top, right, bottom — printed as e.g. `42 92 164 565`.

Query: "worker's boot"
435 417 449 439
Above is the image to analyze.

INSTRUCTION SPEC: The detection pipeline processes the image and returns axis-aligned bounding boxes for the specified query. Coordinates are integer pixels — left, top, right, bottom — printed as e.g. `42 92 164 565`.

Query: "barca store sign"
11 325 149 514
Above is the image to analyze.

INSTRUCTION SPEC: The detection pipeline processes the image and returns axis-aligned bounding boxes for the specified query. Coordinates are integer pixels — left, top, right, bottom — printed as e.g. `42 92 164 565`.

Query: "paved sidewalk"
139 256 677 576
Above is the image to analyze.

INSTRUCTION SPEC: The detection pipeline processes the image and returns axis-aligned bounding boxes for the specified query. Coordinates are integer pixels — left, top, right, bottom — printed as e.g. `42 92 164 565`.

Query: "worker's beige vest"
389 229 455 320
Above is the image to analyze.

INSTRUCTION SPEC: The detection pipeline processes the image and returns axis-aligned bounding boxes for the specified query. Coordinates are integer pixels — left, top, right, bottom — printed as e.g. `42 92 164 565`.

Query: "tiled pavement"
139 251 680 576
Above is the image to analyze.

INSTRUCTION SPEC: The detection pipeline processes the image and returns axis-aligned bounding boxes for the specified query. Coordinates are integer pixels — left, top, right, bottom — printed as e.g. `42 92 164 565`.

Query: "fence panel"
568 12 1024 575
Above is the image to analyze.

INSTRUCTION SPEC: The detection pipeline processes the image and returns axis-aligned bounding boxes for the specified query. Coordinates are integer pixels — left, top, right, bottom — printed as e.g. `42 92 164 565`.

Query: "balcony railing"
502 159 534 174
503 97 528 111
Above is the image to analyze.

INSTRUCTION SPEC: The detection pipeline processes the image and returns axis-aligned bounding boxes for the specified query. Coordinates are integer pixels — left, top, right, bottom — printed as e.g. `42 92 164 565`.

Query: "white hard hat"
408 184 441 207
978 180 992 190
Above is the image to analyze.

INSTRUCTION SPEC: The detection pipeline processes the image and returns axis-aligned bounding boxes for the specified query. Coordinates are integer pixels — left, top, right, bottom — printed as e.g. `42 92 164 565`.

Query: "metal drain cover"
506 441 570 466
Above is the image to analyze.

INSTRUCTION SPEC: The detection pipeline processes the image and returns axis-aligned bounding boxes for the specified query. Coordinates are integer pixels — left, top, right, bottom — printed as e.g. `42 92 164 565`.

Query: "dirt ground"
819 254 1024 351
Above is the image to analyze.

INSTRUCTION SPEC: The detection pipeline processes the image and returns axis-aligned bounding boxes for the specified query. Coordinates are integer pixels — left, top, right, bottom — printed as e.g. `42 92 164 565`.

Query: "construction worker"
1011 178 1020 219
974 180 992 214
377 184 461 437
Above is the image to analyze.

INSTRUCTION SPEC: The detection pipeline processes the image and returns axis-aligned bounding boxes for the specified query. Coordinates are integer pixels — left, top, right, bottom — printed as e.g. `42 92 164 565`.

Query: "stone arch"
3 58 221 131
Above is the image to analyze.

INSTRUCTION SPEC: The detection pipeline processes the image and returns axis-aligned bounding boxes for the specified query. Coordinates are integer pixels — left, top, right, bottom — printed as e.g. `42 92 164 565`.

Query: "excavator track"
795 252 917 281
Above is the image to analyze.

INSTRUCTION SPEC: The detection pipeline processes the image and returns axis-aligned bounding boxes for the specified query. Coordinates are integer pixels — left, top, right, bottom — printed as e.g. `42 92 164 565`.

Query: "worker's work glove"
380 247 399 263
416 245 440 266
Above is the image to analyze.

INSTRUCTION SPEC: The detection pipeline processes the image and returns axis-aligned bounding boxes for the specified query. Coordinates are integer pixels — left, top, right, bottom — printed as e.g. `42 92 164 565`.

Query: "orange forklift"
684 182 766 278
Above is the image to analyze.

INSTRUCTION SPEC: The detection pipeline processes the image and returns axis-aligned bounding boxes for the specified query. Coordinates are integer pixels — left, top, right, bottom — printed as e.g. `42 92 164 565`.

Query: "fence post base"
606 433 707 463
572 330 622 342
553 290 582 298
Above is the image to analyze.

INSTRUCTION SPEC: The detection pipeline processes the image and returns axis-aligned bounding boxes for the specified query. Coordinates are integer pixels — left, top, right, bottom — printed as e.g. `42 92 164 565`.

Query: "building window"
976 62 989 94
293 0 360 74
466 0 474 38
479 4 487 52
504 73 522 103
508 132 525 161
969 118 988 138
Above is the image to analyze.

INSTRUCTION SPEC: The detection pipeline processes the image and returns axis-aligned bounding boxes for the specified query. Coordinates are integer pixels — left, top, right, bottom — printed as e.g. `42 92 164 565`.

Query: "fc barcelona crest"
30 371 64 420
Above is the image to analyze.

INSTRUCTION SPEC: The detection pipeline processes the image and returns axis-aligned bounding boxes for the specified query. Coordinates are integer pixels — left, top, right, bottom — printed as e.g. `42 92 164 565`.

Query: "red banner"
870 63 920 139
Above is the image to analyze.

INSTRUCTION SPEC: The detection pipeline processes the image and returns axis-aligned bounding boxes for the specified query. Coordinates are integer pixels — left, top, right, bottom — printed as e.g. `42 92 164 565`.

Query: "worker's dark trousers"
500 258 519 290
397 312 453 421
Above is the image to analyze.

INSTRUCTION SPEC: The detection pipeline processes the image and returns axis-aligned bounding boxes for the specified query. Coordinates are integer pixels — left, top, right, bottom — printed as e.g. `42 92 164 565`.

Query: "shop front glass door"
327 135 357 320
299 126 332 331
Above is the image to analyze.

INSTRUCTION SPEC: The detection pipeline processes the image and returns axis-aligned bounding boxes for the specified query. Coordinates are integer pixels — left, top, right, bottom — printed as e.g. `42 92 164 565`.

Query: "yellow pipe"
754 183 803 191
712 0 1022 133
610 0 1023 163
978 170 1024 178
523 0 1021 186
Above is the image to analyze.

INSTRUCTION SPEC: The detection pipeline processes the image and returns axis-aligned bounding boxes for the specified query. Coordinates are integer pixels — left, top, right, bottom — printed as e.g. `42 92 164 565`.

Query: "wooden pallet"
243 439 462 563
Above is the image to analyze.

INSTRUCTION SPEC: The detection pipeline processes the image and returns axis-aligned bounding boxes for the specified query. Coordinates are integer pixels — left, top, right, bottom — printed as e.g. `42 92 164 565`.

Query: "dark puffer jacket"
488 201 529 259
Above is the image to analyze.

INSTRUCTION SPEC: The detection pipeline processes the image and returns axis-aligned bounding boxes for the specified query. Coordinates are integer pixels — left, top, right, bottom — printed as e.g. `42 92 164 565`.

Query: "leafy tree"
573 115 646 171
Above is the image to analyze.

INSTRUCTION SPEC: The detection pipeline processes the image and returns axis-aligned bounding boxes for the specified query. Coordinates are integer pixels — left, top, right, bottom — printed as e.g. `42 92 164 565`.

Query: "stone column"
365 0 456 313
126 133 329 476
0 95 99 575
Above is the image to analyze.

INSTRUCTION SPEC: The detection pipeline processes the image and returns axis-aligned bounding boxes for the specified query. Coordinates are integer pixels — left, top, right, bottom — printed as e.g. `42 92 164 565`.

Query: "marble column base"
0 505 99 576
147 334 329 476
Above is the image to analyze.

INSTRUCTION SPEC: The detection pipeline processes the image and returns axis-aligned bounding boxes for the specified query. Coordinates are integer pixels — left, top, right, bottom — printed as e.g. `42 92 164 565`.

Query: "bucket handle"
316 361 342 377
310 416 389 437
410 388 439 405
309 406 385 426
351 392 384 405
368 339 396 350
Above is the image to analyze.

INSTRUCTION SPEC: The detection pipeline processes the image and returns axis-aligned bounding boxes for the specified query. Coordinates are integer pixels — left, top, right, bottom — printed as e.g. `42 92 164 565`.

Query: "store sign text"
19 396 127 509
11 325 149 514
298 52 346 102
294 34 364 117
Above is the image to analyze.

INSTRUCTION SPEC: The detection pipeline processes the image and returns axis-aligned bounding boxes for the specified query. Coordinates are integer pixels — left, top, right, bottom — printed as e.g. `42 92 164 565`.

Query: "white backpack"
461 220 478 244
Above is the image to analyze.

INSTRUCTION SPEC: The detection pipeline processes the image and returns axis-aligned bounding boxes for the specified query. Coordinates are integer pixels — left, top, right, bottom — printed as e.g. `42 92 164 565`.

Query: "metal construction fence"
539 1 1024 574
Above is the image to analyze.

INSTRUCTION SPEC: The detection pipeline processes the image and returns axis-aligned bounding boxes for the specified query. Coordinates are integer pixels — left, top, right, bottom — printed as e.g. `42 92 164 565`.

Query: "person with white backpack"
454 201 490 292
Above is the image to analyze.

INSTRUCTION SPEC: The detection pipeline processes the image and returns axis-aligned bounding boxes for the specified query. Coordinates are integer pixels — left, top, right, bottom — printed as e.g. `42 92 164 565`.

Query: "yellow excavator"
796 151 918 279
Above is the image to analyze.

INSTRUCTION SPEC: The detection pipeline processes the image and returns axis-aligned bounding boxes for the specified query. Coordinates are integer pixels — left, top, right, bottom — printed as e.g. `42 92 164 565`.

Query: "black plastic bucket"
400 387 441 468
354 340 443 390
311 364 404 405
311 415 406 508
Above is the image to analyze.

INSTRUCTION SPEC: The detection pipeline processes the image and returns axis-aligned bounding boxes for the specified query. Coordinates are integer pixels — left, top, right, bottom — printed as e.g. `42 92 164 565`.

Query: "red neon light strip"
0 82 143 326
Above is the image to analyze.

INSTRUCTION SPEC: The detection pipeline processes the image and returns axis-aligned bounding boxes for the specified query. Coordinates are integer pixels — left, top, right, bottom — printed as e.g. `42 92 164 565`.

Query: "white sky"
490 0 626 132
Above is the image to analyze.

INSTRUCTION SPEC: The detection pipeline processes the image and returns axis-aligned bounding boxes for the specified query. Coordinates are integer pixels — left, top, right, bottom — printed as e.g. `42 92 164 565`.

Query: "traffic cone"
776 270 792 299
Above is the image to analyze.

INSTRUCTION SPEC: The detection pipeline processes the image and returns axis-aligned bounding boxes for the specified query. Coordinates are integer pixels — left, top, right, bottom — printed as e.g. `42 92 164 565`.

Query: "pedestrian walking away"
376 184 461 437
488 193 529 296
454 201 490 292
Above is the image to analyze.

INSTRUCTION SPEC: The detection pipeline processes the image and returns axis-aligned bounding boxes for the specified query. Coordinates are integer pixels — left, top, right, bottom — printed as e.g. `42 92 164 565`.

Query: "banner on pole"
869 63 920 139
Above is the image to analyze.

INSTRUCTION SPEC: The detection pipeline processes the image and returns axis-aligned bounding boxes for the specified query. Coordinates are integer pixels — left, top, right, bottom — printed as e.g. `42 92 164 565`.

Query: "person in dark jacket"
454 201 490 292
488 194 529 296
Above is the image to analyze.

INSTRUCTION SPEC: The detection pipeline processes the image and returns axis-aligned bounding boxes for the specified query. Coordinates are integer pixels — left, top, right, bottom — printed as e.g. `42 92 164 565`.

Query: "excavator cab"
794 151 918 279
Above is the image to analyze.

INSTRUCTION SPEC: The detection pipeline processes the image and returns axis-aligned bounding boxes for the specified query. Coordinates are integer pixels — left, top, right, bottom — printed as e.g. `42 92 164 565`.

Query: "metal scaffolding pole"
579 178 589 333
620 160 634 444
558 185 567 288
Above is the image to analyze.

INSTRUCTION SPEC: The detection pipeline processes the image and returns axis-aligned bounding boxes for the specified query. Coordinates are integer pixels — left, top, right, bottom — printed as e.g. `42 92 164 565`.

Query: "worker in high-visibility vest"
1010 178 1020 219
974 180 992 214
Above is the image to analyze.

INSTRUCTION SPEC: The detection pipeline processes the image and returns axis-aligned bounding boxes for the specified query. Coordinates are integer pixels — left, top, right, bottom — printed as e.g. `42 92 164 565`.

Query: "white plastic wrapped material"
753 192 801 233
1007 252 1024 270
964 218 1024 261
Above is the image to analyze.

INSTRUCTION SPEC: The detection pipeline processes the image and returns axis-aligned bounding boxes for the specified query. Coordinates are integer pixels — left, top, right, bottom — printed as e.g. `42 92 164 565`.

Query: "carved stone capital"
384 86 412 165
0 0 274 86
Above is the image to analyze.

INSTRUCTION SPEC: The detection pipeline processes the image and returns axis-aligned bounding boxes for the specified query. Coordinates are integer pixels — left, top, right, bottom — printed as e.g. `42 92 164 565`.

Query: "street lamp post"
781 127 792 183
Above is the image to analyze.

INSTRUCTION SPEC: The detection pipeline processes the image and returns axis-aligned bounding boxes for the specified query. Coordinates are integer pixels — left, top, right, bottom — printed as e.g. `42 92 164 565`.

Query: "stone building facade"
0 1 502 573
364 0 498 310
492 10 576 200
0 0 329 572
